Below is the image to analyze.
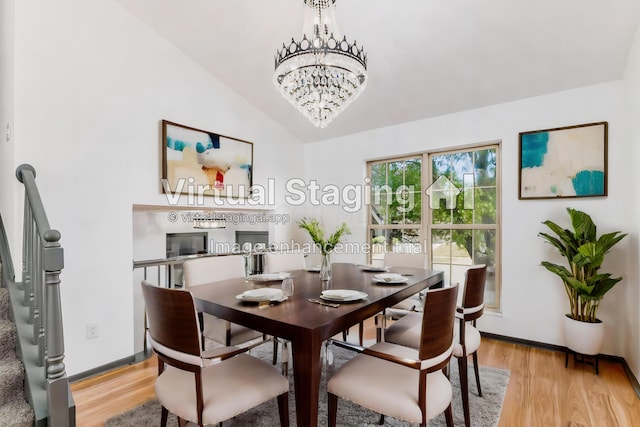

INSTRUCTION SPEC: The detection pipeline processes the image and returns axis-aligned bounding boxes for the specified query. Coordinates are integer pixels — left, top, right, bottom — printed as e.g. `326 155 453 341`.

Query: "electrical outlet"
86 323 99 339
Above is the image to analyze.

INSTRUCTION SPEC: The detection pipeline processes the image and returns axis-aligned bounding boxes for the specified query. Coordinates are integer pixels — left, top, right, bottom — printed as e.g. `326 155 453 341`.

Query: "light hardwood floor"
71 322 640 426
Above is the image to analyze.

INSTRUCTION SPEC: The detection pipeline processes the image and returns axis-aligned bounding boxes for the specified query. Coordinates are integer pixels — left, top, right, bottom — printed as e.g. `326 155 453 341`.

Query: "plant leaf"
568 207 596 243
298 217 350 255
539 208 627 322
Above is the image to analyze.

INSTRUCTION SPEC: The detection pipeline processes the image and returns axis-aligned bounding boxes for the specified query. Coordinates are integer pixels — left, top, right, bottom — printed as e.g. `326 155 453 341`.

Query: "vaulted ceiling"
115 0 640 143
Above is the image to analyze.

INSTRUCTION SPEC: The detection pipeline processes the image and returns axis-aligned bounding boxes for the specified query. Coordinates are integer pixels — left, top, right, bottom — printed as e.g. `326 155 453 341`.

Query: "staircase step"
0 287 9 319
0 287 35 426
0 319 17 360
0 358 26 406
0 359 33 427
0 398 35 427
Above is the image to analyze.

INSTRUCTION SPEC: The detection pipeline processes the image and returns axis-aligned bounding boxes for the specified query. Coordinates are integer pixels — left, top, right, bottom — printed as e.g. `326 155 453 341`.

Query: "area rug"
106 342 509 426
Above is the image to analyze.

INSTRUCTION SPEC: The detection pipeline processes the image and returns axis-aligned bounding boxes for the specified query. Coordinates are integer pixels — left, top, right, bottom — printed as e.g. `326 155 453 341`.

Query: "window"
428 146 500 310
367 156 422 265
367 145 501 311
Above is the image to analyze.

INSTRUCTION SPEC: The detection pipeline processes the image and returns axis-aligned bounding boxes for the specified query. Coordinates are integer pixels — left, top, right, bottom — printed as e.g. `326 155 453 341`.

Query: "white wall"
13 0 303 375
0 0 17 254
622 24 640 378
304 81 637 361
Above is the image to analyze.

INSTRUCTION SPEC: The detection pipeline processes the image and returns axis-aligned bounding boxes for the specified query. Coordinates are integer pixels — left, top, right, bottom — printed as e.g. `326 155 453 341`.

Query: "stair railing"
0 164 74 426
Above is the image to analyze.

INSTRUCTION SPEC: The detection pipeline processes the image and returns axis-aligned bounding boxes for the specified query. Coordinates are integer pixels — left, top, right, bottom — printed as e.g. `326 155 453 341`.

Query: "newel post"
43 230 69 426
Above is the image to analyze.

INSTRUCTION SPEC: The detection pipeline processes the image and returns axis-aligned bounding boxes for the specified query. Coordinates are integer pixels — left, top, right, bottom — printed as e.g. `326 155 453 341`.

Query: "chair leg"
444 403 454 427
472 351 482 397
197 312 206 350
324 340 334 374
277 392 289 427
281 340 289 376
375 313 386 342
328 393 338 427
378 414 385 425
160 406 168 427
272 338 279 365
458 356 471 427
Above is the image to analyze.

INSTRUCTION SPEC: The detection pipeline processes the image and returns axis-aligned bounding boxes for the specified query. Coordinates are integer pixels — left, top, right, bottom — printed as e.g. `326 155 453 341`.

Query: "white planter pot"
562 315 605 355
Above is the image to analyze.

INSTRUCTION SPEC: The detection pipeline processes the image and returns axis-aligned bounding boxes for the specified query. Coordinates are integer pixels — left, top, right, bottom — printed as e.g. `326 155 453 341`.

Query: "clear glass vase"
319 253 332 281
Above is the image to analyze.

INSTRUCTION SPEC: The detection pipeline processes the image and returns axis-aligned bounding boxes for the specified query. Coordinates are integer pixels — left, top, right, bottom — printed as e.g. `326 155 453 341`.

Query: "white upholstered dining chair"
383 252 428 269
384 264 487 427
383 252 428 318
263 251 306 373
352 252 428 345
327 284 459 427
264 251 306 273
182 255 275 358
141 281 289 427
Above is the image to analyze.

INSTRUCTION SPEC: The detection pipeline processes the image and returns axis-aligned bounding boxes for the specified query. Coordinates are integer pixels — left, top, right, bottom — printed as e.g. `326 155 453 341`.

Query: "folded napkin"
243 288 282 299
322 289 359 300
373 273 405 282
247 273 290 281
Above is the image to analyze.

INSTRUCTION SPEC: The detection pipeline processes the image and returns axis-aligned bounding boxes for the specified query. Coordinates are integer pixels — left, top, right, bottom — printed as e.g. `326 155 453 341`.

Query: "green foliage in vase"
298 218 350 255
539 208 627 323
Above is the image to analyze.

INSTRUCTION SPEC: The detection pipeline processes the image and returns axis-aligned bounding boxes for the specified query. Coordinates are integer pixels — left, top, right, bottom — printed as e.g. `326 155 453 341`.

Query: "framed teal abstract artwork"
519 122 607 199
161 120 253 198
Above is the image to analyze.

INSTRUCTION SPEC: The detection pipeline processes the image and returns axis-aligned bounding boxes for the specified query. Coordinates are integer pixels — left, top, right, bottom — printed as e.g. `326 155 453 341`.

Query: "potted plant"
298 218 350 281
538 207 627 355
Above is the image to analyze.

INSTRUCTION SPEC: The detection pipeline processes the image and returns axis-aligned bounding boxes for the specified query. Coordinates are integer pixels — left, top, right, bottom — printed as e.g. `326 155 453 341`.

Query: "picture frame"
518 121 608 200
161 120 253 198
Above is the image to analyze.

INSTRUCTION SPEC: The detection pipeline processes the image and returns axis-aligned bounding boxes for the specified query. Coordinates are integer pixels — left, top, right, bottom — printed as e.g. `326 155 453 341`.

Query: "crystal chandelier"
274 0 368 128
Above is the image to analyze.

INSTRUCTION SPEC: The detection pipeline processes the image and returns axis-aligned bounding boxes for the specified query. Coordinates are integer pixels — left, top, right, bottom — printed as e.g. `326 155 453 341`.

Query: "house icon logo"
425 176 460 209
424 174 474 210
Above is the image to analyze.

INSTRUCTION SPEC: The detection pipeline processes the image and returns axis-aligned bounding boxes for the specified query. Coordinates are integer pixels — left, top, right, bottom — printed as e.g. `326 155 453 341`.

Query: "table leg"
291 336 323 427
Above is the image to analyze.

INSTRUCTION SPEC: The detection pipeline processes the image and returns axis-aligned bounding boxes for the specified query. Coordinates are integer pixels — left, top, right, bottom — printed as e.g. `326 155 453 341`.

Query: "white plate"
305 266 321 272
320 289 368 302
236 288 284 302
356 264 389 272
246 273 291 282
372 273 409 284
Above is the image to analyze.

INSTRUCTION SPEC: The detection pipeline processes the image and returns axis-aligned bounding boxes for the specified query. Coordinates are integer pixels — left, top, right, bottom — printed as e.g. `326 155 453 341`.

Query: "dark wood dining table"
189 262 444 427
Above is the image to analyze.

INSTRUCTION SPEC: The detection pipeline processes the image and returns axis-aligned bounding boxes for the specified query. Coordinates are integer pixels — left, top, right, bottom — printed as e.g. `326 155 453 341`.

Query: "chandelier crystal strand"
274 0 367 128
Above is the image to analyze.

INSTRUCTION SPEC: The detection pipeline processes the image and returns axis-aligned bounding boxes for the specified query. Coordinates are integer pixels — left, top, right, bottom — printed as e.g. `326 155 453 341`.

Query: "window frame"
367 154 425 263
427 144 501 311
366 143 502 312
